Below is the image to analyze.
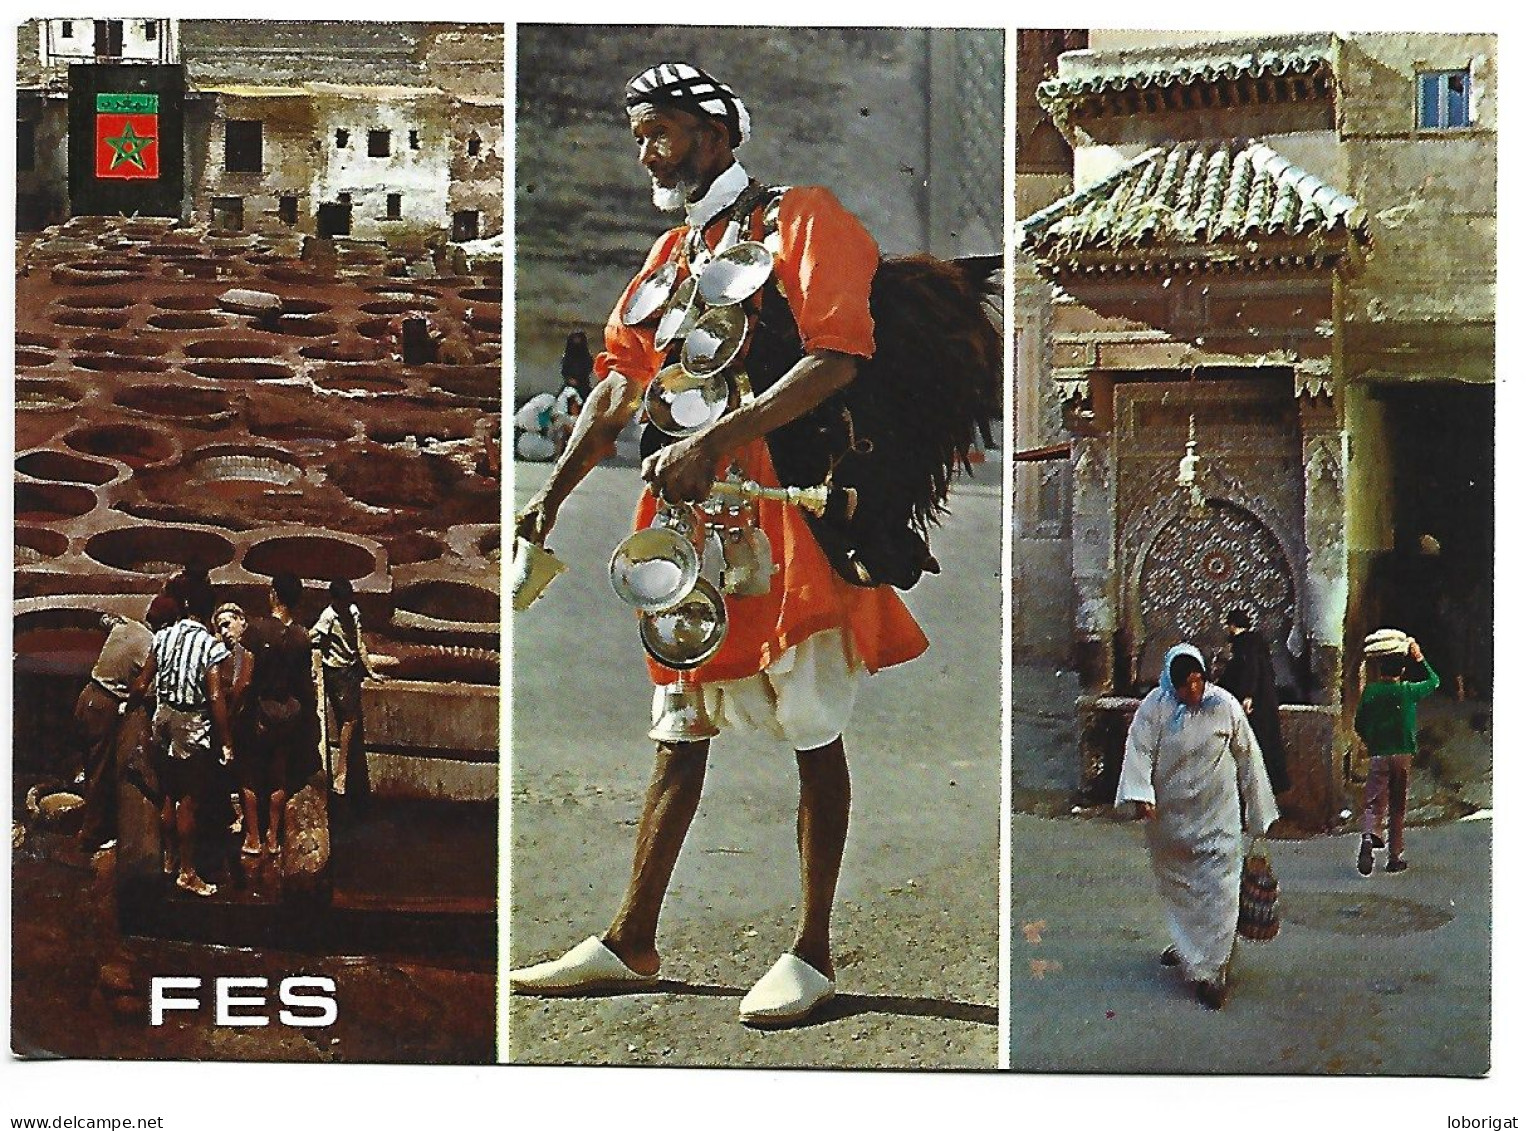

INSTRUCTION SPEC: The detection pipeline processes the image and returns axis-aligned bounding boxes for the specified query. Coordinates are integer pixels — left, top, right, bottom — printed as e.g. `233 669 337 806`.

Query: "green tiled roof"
1038 34 1335 116
1018 139 1366 270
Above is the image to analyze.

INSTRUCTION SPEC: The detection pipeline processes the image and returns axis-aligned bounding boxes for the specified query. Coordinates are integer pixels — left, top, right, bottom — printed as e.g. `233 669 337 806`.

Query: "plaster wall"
198 93 315 234
1337 34 1495 380
314 93 451 242
38 17 174 67
17 97 70 229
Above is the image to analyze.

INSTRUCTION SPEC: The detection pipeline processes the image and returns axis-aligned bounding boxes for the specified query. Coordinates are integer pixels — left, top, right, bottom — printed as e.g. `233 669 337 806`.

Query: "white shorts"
651 629 862 752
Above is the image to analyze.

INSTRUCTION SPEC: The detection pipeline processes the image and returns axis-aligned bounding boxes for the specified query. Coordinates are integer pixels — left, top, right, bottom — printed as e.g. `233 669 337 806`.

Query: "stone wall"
513 25 1003 396
1078 697 1339 829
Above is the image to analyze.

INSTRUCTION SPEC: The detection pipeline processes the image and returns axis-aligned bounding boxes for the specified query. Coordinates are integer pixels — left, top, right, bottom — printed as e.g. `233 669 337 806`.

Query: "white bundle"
1363 628 1410 657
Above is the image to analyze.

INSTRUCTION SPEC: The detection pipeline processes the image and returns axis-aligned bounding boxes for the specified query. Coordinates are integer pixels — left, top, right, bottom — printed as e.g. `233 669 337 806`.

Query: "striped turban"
625 62 751 149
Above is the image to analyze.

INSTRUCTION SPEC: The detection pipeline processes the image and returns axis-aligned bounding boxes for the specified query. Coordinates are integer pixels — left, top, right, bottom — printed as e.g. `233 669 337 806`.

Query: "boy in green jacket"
1355 637 1439 875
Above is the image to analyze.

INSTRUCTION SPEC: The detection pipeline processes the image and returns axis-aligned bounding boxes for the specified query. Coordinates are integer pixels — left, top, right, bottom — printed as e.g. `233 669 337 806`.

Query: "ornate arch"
1120 462 1306 691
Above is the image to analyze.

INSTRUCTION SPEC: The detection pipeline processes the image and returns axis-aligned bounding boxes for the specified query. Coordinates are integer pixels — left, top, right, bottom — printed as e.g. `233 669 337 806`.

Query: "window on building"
338 191 352 205
335 128 349 149
95 20 123 59
18 120 36 173
279 195 298 226
466 133 481 157
386 193 402 220
60 20 74 38
224 120 263 173
368 129 391 157
211 197 244 232
144 19 158 41
408 129 420 151
452 210 480 242
1418 70 1472 129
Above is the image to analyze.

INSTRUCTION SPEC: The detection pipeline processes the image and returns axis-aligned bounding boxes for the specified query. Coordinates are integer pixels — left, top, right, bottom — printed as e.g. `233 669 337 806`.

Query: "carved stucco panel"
1303 429 1346 643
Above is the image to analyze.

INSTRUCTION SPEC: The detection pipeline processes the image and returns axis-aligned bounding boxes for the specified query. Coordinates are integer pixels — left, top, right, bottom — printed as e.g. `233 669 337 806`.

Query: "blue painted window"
1417 70 1471 129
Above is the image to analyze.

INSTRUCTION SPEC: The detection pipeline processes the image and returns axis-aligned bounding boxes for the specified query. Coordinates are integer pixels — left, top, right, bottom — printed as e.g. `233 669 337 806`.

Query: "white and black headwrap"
625 62 751 149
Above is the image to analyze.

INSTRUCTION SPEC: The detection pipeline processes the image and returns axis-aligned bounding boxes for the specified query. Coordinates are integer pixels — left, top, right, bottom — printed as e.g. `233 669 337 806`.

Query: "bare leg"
791 738 851 979
160 796 177 874
239 788 262 854
332 719 353 793
174 796 214 894
266 790 286 854
602 740 710 976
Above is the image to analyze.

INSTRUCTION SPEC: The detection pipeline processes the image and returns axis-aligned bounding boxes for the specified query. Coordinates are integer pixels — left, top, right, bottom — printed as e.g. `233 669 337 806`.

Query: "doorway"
316 201 351 238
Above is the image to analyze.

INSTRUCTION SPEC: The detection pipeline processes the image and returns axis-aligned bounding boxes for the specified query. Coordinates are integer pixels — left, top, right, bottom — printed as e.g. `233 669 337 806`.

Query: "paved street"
508 456 1003 1067
1011 810 1491 1075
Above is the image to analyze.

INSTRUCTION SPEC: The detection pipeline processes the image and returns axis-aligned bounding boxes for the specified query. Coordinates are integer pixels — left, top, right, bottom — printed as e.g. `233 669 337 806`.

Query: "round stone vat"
14 609 111 678
359 299 439 316
146 311 225 332
394 580 500 625
168 261 229 279
263 264 328 285
206 232 256 249
114 383 234 425
384 645 499 686
382 533 445 566
71 334 171 357
63 422 178 469
298 339 386 363
243 534 378 582
16 449 119 486
185 359 294 382
356 317 393 341
152 292 219 311
16 481 98 523
16 525 70 566
458 287 501 304
427 366 500 402
312 364 407 394
187 444 302 488
55 292 137 310
18 377 83 411
85 525 237 577
17 348 55 368
72 353 172 374
53 309 131 330
51 261 146 287
184 337 287 359
280 297 331 315
261 315 340 338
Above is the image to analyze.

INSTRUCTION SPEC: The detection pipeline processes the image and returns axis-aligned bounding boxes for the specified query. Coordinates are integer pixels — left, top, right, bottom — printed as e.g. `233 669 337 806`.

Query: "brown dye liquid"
14 627 107 676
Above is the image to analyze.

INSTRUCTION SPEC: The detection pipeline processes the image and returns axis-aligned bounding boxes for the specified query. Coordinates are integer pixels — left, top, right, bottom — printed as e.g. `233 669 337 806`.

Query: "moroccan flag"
95 92 160 179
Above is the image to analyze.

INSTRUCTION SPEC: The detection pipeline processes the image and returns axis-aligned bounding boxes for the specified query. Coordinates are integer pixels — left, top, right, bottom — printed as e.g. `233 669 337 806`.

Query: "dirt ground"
11 828 494 1064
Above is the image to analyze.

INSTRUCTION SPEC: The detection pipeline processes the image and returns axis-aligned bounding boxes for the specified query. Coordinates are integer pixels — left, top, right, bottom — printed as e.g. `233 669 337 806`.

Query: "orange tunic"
595 185 929 685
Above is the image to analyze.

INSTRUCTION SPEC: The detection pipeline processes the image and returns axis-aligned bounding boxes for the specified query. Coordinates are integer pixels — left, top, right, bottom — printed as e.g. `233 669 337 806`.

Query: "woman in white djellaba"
1115 643 1279 1009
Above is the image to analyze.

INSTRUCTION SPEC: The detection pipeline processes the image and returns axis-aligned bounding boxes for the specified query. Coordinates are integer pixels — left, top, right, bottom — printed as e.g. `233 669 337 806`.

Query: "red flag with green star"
95 93 160 179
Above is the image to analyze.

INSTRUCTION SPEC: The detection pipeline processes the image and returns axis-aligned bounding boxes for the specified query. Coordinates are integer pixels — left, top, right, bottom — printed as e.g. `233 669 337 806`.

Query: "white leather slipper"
738 953 835 1026
508 936 657 996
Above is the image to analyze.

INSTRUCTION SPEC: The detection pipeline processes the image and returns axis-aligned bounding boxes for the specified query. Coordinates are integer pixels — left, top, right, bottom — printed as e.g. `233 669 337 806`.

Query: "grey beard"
650 179 692 213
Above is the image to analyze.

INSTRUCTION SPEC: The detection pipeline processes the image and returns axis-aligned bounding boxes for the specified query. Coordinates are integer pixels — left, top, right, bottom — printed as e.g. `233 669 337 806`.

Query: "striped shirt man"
151 617 231 711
